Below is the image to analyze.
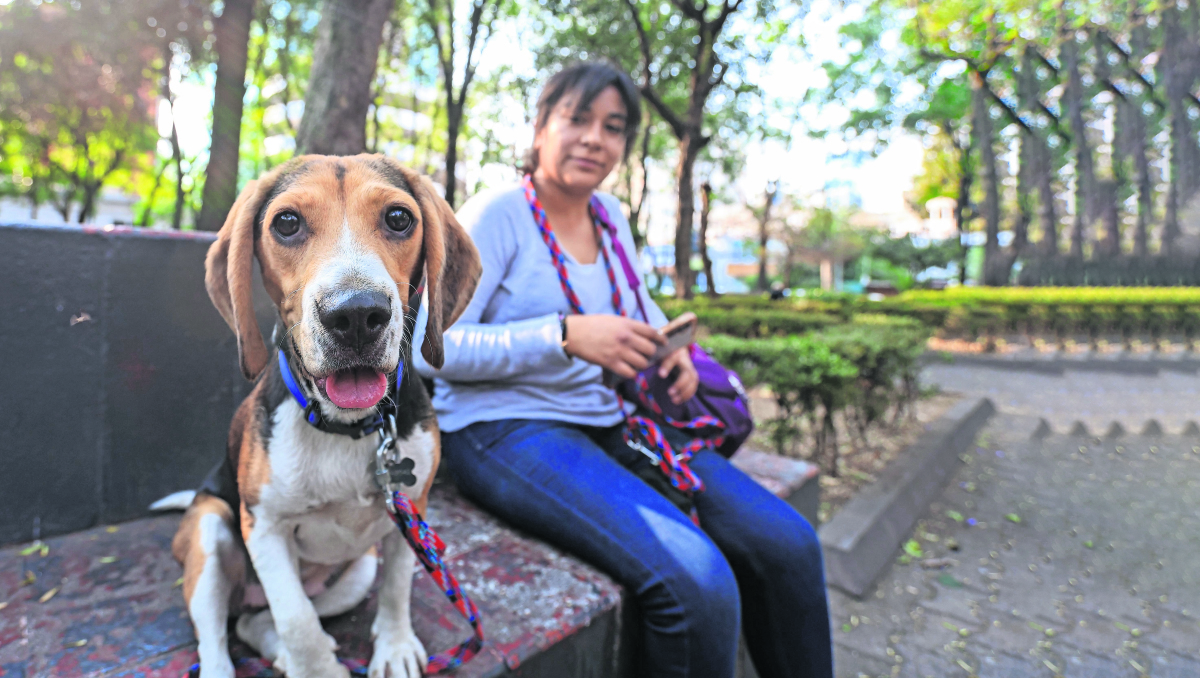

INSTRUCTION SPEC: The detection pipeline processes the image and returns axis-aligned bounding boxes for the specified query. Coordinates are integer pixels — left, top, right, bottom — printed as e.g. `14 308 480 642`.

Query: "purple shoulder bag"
590 198 754 458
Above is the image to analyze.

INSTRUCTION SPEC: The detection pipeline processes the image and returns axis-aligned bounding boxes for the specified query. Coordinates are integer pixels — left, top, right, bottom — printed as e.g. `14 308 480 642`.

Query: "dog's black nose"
319 290 391 352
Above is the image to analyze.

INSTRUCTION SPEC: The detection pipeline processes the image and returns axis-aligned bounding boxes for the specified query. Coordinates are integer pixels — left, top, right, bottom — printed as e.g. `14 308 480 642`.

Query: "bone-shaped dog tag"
387 457 418 487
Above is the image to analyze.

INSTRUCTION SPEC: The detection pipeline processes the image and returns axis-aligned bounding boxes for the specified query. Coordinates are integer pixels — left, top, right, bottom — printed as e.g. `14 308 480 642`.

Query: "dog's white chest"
261 400 435 563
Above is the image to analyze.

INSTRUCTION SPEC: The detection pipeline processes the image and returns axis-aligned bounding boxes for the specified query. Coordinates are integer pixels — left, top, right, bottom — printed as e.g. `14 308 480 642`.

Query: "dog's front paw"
273 632 348 678
195 657 236 678
369 631 427 678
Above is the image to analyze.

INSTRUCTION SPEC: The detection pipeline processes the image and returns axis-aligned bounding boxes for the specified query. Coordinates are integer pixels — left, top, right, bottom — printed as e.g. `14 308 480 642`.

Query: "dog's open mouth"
317 367 388 410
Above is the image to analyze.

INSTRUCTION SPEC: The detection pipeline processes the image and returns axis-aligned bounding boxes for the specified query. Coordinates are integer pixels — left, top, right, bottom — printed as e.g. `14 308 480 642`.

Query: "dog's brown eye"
273 211 302 237
385 207 414 235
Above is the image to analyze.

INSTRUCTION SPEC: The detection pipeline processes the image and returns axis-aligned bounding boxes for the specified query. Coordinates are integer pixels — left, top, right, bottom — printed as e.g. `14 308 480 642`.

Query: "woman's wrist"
559 313 571 357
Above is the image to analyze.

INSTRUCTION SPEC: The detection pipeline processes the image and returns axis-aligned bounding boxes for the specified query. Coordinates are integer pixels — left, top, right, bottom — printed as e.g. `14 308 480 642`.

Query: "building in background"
0 189 141 227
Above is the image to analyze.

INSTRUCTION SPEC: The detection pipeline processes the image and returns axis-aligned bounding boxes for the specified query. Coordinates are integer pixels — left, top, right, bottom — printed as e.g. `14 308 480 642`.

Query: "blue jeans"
442 419 833 678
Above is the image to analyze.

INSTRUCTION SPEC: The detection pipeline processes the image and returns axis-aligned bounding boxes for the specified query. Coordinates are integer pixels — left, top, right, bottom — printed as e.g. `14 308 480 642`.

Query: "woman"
415 62 832 677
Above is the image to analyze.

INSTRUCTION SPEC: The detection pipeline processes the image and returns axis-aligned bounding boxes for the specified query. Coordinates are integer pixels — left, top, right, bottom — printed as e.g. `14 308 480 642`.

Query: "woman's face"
533 85 628 194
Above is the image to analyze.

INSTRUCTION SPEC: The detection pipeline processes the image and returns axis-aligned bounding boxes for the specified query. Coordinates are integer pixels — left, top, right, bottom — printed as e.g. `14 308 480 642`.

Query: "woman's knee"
731 508 825 583
641 541 741 636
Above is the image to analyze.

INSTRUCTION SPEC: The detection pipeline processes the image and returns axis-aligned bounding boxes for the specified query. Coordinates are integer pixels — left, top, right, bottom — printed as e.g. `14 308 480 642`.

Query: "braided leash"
387 491 485 673
522 175 718 515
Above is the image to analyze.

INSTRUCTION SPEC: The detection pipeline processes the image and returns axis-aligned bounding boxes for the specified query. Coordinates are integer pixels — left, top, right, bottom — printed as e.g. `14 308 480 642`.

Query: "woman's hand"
658 346 698 405
564 314 665 379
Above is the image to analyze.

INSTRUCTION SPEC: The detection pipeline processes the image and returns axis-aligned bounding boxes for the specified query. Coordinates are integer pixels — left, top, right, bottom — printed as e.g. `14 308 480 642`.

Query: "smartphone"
650 312 697 363
601 312 697 387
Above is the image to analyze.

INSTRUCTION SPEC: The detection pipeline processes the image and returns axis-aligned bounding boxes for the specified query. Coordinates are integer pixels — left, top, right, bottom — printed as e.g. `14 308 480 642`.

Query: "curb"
924 351 1200 375
818 397 996 598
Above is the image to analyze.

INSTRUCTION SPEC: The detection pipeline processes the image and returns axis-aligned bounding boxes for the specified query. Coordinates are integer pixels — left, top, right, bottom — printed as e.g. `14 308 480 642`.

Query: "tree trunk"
1063 31 1096 258
444 101 463 207
197 0 254 232
699 181 717 297
78 184 101 224
169 111 185 229
160 43 187 229
755 181 777 292
295 0 392 156
1017 47 1058 256
673 134 702 299
627 114 652 250
1129 5 1153 257
140 161 169 226
1013 50 1037 258
1159 5 1200 254
973 71 1005 286
1035 140 1059 255
1093 34 1123 257
954 135 973 284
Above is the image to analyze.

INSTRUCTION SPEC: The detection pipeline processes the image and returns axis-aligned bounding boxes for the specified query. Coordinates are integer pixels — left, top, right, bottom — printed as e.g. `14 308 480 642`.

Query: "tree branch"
711 0 743 37
622 0 653 78
981 71 1071 143
428 0 454 95
641 84 686 139
1093 28 1167 112
457 0 493 106
664 0 703 23
621 0 687 139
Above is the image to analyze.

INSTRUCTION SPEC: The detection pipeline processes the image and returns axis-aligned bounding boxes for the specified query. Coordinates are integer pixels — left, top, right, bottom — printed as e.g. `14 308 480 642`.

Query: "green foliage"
868 234 960 277
692 308 840 338
814 315 931 435
869 287 1200 349
238 0 322 178
794 207 866 261
0 0 208 222
701 333 857 467
695 307 930 476
805 0 1200 284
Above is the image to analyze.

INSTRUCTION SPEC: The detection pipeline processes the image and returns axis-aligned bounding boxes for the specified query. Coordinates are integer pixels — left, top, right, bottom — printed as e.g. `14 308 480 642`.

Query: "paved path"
922 364 1200 434
830 366 1200 678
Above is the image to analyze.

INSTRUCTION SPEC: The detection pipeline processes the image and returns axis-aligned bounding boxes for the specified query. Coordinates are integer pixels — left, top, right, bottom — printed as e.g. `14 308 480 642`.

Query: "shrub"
814 315 931 440
881 287 1200 349
701 334 859 475
692 308 840 337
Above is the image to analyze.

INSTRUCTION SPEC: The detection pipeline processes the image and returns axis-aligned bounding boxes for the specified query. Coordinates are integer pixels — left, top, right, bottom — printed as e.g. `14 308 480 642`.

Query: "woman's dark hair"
521 61 642 174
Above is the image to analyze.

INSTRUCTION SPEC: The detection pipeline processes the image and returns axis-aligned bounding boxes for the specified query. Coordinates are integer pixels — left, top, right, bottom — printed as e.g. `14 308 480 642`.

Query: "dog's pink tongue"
325 368 388 409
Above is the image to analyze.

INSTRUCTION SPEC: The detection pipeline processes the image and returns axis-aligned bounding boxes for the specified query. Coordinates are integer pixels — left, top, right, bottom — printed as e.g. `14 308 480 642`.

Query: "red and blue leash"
387 491 484 673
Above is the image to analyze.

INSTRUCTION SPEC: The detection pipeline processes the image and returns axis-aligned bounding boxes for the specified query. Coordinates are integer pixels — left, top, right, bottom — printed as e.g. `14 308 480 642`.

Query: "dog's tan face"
206 154 480 417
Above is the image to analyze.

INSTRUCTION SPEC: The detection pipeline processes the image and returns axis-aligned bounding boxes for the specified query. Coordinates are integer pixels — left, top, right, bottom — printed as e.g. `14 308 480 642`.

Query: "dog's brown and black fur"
170 155 480 678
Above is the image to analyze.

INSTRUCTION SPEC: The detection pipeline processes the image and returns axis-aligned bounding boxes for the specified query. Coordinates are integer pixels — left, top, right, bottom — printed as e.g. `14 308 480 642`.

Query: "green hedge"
700 315 930 475
665 288 1200 348
692 308 841 337
883 288 1200 347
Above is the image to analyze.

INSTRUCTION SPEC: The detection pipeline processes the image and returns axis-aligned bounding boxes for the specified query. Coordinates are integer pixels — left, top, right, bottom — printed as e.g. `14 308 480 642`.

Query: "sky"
164 0 926 244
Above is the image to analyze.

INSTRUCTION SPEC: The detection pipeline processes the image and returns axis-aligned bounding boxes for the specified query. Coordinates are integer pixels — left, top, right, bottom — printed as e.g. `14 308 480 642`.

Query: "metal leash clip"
628 438 662 465
374 413 398 492
373 413 417 511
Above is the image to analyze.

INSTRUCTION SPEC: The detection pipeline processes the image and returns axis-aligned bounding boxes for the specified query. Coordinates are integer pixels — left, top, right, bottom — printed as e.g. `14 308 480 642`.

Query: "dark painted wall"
0 223 273 545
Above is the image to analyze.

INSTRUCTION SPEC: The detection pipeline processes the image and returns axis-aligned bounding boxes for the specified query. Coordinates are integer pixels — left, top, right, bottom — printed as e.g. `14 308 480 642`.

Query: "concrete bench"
0 224 821 677
0 450 816 678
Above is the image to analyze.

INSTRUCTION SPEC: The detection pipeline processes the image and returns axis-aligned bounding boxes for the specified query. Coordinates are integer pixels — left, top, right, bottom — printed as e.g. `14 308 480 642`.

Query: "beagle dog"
170 155 480 678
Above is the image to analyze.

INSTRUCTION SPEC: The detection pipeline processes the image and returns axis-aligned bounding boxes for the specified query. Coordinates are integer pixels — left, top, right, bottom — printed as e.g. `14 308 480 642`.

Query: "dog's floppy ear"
413 174 481 369
205 179 273 381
